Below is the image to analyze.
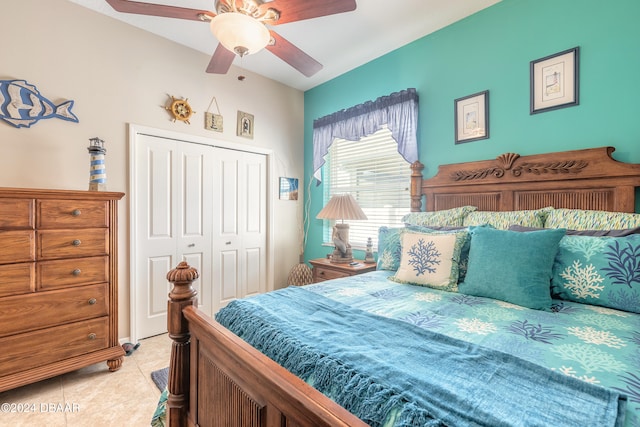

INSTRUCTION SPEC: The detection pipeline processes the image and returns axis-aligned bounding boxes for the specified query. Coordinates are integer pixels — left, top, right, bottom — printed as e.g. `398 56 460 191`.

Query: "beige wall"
2 0 305 339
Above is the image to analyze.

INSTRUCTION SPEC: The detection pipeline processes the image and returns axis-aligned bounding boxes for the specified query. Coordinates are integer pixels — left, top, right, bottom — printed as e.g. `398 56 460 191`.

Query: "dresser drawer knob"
72 239 82 247
72 209 81 216
88 333 96 340
88 298 97 305
72 269 81 276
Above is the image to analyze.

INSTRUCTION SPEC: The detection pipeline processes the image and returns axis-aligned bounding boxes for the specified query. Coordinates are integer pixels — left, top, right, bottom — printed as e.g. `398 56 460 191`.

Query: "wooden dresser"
0 188 124 392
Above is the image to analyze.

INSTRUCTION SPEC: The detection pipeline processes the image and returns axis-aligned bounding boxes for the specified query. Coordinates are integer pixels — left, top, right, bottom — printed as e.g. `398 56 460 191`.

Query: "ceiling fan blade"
105 0 214 21
206 44 236 74
263 0 356 25
266 31 322 77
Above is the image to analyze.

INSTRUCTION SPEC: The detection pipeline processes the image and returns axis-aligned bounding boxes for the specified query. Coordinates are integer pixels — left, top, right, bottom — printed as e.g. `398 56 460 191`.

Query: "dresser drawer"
37 256 108 290
37 229 108 260
0 198 34 229
36 199 108 229
0 263 35 297
309 258 377 284
0 283 108 337
0 317 109 377
313 267 350 282
0 230 34 264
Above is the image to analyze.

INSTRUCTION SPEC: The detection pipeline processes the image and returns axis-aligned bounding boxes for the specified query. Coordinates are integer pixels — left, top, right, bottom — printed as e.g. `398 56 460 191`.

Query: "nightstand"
309 258 376 283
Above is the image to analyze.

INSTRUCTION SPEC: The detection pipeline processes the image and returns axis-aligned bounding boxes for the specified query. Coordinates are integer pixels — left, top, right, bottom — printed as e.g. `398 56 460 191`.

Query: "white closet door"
212 148 267 311
134 134 212 339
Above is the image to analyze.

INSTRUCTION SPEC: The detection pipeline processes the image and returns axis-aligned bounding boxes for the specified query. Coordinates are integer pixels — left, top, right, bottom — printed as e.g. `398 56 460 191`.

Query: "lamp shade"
316 194 367 221
210 13 271 56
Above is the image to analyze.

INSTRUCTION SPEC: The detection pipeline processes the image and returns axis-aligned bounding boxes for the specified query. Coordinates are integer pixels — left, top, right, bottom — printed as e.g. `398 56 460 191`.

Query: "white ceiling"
68 0 501 91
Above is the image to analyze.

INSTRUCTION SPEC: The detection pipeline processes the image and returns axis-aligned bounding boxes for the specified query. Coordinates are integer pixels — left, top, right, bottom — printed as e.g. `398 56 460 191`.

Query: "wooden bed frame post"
166 261 199 427
410 160 424 212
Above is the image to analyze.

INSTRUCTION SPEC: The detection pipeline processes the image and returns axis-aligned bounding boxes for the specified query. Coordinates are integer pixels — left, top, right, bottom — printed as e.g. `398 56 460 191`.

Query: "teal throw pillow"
377 226 404 271
552 234 640 313
459 227 566 310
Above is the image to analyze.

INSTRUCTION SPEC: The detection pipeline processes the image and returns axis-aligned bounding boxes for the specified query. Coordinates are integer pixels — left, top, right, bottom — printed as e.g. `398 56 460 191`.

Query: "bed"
159 147 640 427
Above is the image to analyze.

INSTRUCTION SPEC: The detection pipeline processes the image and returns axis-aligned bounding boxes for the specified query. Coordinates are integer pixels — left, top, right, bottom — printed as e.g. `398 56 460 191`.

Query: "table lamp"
316 194 367 263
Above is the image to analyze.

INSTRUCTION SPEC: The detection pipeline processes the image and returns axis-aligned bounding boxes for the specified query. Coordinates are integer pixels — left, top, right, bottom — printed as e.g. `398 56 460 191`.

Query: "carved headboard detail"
410 147 640 213
450 152 589 181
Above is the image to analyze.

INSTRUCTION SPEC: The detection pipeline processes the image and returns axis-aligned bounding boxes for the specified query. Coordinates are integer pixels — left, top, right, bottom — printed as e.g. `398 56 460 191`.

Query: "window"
322 127 411 249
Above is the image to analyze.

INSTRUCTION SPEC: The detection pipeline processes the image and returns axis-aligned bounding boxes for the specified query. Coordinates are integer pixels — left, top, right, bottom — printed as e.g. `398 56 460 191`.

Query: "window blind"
322 127 411 249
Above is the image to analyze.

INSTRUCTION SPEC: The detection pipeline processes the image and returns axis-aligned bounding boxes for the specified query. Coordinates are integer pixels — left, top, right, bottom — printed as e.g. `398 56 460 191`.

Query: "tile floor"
0 334 171 427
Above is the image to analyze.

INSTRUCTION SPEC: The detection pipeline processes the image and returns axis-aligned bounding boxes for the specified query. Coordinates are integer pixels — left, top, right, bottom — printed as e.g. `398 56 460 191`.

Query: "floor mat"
151 367 168 391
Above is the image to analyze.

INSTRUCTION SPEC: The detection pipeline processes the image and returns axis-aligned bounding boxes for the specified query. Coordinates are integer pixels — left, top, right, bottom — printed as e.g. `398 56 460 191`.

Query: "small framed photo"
530 47 579 114
237 111 254 139
279 177 299 200
455 90 489 144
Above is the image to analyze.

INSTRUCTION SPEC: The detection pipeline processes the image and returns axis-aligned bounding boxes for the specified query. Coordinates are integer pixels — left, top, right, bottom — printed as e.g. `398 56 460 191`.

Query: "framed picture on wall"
455 90 489 144
279 177 299 200
530 47 579 114
237 111 254 139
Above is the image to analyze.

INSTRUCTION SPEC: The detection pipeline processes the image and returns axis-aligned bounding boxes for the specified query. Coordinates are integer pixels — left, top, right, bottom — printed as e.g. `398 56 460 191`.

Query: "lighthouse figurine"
87 137 107 191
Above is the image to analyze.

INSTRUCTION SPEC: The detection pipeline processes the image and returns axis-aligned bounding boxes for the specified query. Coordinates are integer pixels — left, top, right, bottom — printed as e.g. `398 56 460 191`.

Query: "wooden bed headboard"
410 147 640 213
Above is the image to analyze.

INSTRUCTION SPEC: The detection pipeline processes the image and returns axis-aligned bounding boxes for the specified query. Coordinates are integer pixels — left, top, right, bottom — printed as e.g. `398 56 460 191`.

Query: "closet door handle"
188 243 195 247
226 241 231 245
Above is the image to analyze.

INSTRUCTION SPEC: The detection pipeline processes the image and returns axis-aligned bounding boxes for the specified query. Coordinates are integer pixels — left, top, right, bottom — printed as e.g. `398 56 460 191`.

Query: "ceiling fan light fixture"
210 13 270 57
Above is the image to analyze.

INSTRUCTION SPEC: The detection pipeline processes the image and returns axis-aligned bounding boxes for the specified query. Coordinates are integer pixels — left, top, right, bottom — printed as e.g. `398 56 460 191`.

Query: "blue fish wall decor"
0 79 79 128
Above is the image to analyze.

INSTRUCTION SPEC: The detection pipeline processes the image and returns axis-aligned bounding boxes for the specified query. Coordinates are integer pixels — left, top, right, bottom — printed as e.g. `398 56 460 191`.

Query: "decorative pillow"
551 234 640 313
377 225 466 271
377 226 404 271
462 207 553 230
458 227 566 310
544 208 640 230
402 206 476 227
389 230 468 292
509 224 640 237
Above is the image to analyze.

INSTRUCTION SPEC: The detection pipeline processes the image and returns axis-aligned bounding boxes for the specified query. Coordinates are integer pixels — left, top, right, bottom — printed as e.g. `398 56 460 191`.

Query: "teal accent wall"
304 0 640 261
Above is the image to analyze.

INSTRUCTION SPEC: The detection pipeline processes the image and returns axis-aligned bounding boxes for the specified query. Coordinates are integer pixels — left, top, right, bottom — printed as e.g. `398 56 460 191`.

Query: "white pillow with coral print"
389 231 466 292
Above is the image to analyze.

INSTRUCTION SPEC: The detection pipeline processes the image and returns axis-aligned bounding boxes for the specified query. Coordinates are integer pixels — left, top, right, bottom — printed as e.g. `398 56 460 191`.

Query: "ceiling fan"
105 0 357 77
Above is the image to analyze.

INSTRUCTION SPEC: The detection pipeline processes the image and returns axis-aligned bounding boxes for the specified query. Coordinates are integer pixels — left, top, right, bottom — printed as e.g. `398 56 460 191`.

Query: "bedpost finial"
167 261 200 283
167 261 199 302
410 160 425 175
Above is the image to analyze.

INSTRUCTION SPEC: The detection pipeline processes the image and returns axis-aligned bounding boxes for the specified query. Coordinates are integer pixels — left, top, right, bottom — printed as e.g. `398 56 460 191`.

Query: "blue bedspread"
216 281 628 427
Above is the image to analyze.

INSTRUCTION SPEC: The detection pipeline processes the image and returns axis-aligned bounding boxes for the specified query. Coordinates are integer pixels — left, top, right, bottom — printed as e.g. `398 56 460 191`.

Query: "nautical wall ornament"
87 137 107 191
0 79 79 128
236 110 254 139
165 95 194 124
204 96 223 132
